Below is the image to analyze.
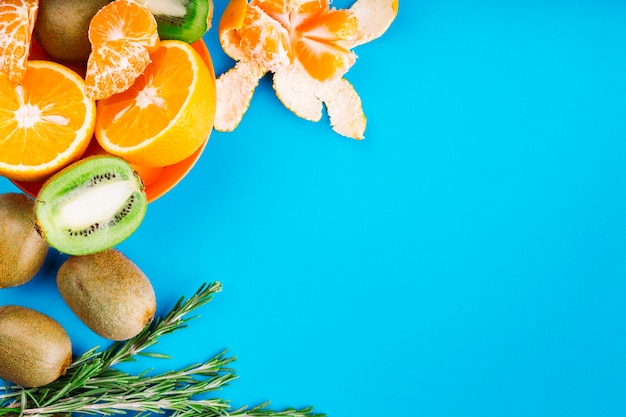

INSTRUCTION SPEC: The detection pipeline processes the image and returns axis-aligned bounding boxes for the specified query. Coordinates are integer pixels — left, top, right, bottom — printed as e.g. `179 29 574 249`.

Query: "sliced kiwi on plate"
35 156 147 256
137 0 212 43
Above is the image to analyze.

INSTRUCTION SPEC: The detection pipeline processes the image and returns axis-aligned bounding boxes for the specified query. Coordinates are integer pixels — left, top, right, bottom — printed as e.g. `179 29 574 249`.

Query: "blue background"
2 1 626 416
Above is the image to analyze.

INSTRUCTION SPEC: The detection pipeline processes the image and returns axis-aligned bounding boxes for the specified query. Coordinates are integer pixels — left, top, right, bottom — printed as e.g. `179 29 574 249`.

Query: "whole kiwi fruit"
57 249 156 341
0 305 72 387
34 0 113 63
0 193 49 288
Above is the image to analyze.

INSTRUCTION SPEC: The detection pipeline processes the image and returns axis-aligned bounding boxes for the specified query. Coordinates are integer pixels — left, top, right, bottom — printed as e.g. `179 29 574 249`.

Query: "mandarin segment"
0 60 95 181
85 39 152 101
88 0 159 51
0 0 38 82
85 0 160 101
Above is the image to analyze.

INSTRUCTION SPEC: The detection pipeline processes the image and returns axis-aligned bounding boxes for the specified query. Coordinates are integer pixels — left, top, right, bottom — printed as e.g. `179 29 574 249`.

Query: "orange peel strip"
219 0 248 34
85 39 151 101
214 60 267 132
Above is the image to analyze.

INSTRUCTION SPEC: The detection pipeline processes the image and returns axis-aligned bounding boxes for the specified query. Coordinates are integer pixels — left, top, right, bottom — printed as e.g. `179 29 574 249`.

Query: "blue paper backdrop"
2 1 626 416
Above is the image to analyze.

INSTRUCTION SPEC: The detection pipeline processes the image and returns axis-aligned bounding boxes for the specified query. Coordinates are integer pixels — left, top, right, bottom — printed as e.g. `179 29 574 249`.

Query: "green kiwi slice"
137 0 211 43
35 156 147 256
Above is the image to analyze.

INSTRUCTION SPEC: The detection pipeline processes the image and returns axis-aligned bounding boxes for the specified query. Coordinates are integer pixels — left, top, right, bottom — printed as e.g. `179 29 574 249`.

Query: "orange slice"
0 60 96 181
85 0 160 101
214 0 397 139
94 40 216 167
0 0 38 83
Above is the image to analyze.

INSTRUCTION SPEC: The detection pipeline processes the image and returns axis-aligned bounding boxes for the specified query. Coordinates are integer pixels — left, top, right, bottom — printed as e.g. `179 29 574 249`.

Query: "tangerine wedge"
85 0 160 100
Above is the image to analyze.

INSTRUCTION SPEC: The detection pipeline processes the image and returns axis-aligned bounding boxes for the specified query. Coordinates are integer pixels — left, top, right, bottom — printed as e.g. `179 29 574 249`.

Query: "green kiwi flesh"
35 156 147 256
0 305 72 387
137 0 212 43
57 248 156 341
0 193 49 288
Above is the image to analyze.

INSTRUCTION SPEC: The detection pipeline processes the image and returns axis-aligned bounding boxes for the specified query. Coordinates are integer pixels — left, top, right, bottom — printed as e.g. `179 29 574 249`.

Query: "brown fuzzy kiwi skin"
0 193 49 289
57 249 156 341
0 305 72 387
34 0 113 63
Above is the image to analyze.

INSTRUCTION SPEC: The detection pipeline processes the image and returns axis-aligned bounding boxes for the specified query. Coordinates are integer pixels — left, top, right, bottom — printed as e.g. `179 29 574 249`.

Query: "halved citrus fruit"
95 40 216 167
0 0 38 83
0 60 96 182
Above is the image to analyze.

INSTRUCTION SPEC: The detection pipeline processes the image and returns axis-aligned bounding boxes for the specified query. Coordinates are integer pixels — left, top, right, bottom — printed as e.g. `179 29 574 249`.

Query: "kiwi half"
137 0 212 43
35 156 147 256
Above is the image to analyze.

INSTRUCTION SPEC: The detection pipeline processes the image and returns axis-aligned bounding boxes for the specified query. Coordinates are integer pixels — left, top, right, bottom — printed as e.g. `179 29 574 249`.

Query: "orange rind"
0 0 38 83
94 40 216 168
214 0 398 139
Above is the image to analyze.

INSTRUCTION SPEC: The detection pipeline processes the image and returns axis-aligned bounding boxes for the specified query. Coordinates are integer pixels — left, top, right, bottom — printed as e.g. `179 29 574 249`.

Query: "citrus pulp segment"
85 0 161 100
0 0 38 82
88 0 159 51
85 39 152 101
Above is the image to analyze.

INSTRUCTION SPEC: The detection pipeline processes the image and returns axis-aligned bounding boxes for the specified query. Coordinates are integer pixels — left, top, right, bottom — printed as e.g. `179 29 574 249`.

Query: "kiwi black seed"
57 248 156 341
0 193 49 289
136 0 212 43
0 305 72 387
34 0 113 63
34 155 148 256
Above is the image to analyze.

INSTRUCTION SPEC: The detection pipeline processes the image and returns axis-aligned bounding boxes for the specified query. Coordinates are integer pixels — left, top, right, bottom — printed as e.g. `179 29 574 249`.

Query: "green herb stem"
0 282 324 417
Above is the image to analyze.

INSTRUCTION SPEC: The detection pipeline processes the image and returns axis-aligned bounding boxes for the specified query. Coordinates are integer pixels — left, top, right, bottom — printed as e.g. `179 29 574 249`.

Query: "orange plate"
12 39 215 203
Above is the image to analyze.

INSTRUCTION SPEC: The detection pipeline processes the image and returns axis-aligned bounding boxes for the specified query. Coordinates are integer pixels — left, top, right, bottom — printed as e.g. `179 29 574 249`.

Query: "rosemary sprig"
0 282 324 417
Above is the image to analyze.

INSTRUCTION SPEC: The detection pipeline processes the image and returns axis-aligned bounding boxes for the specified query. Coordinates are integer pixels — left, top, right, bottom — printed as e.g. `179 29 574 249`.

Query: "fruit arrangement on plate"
0 0 398 257
0 0 216 256
0 0 399 412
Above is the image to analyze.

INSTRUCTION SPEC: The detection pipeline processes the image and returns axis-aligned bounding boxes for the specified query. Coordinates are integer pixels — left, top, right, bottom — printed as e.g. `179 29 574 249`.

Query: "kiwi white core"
59 181 138 229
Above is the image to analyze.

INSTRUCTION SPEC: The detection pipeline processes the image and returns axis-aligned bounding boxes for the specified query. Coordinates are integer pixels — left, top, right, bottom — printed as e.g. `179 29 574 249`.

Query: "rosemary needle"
0 282 324 417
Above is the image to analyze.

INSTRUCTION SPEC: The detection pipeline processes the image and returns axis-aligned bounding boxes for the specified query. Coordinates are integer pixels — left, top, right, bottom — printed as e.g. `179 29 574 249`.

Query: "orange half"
95 40 216 167
0 60 95 182
0 0 38 82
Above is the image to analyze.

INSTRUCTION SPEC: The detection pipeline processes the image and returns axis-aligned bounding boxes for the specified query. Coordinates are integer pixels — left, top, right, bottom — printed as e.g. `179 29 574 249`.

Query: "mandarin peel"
213 0 398 139
0 60 96 182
